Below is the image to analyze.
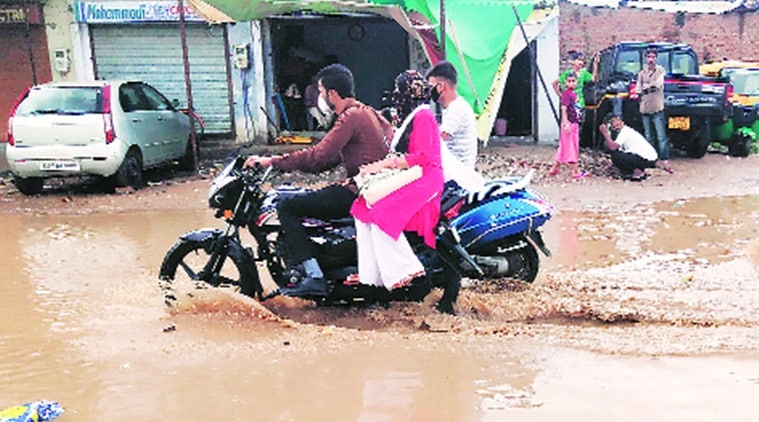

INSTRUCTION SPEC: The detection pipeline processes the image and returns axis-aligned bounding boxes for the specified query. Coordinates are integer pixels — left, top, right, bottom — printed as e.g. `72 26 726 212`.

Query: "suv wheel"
686 127 710 158
114 149 144 189
13 176 44 195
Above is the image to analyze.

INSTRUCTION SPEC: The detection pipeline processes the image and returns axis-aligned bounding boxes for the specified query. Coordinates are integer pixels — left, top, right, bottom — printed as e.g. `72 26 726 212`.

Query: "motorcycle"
159 151 553 313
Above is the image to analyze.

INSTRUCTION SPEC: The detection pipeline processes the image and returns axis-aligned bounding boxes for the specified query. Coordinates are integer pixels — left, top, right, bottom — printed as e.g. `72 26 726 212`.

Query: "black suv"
582 42 731 158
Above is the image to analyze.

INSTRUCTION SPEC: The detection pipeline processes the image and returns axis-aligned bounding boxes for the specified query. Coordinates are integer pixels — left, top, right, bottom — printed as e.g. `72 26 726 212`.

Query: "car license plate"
668 116 690 130
39 161 80 171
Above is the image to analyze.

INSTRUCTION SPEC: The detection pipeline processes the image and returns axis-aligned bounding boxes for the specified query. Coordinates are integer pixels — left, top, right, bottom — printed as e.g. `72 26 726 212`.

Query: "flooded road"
2 196 759 420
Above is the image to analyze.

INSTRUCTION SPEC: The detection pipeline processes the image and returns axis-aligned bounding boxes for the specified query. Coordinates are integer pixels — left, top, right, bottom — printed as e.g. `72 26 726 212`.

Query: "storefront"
263 14 414 132
72 1 234 136
0 2 52 141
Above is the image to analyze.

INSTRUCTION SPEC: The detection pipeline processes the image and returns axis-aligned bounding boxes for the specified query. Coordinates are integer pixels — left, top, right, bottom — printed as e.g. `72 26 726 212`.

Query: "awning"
187 0 547 139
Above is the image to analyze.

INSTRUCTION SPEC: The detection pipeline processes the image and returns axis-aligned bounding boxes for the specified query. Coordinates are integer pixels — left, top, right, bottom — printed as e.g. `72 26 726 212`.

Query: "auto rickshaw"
709 67 759 156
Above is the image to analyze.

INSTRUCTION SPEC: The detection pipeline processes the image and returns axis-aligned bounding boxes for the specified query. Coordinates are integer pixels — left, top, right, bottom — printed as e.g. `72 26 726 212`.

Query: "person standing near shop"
425 61 478 169
552 51 596 118
636 48 672 172
304 77 328 130
548 72 584 179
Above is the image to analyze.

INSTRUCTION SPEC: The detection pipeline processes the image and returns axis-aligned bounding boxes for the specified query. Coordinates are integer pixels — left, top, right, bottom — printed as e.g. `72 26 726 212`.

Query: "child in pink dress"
548 72 584 179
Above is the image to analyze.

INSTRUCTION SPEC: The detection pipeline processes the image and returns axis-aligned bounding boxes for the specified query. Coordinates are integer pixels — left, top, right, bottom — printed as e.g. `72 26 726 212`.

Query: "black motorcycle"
159 152 482 313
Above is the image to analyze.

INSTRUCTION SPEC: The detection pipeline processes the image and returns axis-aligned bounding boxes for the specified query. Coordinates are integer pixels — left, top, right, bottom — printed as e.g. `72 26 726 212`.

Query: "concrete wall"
537 15 560 143
43 0 77 82
228 21 267 143
558 2 759 66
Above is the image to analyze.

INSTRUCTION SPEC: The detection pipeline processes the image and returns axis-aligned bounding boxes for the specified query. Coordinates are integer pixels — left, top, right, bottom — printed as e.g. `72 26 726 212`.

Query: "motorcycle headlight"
208 177 243 209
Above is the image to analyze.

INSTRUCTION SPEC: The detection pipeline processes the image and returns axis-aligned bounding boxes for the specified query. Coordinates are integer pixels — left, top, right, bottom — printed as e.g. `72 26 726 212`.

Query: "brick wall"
558 2 759 67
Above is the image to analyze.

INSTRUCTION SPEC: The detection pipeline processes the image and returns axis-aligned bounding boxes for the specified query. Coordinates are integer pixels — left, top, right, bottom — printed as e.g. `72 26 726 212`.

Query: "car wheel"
178 136 197 171
114 149 144 189
13 176 44 195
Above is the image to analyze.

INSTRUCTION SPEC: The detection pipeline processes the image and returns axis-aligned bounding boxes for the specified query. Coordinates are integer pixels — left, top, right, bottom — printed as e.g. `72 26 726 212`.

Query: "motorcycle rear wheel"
472 242 540 284
159 239 257 300
503 244 540 283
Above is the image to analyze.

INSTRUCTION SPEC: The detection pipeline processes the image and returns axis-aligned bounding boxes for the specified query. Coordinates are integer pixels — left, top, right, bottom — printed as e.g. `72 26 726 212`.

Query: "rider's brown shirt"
272 98 392 180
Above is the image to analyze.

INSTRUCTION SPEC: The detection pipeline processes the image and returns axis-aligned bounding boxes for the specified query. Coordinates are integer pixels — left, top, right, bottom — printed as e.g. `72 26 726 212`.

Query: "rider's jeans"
277 183 356 267
641 111 670 160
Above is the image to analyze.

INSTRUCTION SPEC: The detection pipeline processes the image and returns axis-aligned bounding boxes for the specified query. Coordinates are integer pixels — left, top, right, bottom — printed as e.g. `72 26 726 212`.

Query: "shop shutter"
91 24 231 135
0 26 52 141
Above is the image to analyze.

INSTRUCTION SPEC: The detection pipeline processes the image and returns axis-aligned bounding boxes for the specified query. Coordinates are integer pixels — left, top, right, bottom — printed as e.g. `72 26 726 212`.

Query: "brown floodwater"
1 196 758 420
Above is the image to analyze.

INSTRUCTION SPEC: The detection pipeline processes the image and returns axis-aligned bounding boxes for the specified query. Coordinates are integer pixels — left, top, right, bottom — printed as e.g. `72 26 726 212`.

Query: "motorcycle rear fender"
527 230 551 257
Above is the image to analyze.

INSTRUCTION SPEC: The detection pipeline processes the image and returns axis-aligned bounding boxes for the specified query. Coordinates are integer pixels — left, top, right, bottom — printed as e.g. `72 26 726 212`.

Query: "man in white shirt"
425 61 478 169
599 113 659 181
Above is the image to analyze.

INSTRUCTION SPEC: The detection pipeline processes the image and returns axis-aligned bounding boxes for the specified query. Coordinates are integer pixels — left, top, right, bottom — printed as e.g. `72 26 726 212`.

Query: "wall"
44 0 76 81
558 2 759 66
537 15 560 143
228 21 267 142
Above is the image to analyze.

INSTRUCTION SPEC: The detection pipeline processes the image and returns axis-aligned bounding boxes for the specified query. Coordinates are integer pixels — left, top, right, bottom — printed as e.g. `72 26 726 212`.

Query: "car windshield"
614 48 697 75
671 52 697 74
731 72 759 95
615 50 641 75
15 87 104 116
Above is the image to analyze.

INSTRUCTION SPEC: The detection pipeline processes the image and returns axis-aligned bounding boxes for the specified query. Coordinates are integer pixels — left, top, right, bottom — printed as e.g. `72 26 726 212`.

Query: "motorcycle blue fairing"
452 178 553 250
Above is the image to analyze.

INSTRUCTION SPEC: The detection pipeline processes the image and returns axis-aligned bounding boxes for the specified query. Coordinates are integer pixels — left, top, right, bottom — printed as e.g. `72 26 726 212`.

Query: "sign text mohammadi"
74 1 204 23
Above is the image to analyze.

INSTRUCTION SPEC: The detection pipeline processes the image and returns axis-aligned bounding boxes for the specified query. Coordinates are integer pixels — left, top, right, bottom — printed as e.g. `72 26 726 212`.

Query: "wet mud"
1 196 758 420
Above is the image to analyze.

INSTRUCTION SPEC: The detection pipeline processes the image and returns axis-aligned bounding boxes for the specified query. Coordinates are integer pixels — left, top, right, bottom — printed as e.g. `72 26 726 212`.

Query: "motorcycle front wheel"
159 239 258 299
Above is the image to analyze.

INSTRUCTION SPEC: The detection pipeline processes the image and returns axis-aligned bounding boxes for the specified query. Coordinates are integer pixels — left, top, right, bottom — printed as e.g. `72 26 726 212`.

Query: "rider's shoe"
280 275 328 297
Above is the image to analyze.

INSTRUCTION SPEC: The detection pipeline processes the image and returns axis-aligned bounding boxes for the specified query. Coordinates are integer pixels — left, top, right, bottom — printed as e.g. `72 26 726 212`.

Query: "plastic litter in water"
0 400 63 422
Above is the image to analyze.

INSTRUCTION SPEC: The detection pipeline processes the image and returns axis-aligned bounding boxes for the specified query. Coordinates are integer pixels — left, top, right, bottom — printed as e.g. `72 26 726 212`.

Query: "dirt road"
2 140 757 215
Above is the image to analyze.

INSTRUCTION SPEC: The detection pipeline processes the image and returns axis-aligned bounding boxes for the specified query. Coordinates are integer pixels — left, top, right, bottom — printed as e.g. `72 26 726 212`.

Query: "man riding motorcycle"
244 63 393 297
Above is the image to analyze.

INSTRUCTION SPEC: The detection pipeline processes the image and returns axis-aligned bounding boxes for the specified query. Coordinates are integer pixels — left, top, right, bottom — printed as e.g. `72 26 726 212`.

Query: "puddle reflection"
544 195 759 272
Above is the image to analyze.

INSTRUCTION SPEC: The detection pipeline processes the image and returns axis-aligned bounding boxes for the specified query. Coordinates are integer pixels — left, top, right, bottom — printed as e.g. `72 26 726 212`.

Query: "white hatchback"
6 80 192 195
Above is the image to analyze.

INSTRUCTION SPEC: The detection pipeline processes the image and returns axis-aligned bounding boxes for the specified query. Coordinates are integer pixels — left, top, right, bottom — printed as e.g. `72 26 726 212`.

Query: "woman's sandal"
391 271 426 290
343 273 360 285
572 172 586 180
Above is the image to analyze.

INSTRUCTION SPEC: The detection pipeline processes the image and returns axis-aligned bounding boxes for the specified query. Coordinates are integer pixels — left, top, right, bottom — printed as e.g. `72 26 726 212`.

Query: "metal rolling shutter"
91 24 231 135
1 26 52 141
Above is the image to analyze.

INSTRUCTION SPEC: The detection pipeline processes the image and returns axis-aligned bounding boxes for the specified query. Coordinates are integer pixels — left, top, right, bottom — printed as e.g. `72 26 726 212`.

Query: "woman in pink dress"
548 71 584 179
350 70 444 290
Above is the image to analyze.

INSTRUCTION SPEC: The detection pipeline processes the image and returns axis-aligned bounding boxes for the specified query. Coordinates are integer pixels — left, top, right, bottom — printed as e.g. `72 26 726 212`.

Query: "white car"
6 80 192 195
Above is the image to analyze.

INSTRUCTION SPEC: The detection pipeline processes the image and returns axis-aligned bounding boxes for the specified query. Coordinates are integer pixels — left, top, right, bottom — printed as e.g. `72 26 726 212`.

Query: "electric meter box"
233 44 250 69
53 49 71 73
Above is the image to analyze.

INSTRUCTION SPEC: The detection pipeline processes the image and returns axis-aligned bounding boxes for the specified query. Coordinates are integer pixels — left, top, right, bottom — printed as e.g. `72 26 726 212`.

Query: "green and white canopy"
187 0 553 139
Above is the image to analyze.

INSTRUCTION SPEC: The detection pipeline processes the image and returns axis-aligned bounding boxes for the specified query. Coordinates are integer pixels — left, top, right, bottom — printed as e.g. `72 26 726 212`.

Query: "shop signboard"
0 4 43 24
73 1 204 23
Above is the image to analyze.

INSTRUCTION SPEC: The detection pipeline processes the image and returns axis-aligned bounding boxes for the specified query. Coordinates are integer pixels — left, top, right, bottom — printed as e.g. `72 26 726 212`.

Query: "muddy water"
1 196 759 420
